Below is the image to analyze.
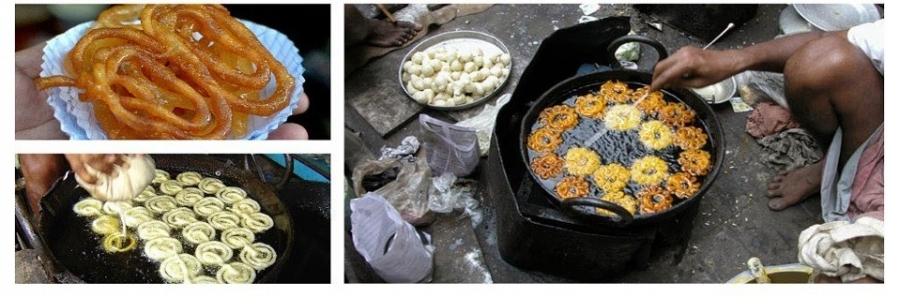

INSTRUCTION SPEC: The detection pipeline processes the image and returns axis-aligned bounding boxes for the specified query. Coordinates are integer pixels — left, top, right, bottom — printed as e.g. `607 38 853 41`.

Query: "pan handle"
606 35 669 71
560 197 634 225
15 188 61 281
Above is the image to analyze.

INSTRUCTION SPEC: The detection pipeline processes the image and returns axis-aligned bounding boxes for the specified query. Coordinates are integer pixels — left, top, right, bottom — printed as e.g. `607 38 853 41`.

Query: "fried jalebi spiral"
182 221 217 245
194 197 226 217
604 104 642 131
137 220 171 240
220 228 255 249
630 156 669 186
134 185 156 203
666 172 701 200
102 200 134 215
91 215 122 235
530 153 565 179
679 149 712 176
74 198 104 217
161 207 198 229
101 232 138 253
638 120 674 150
596 191 638 216
637 185 674 214
537 105 579 132
159 254 203 283
229 199 261 215
555 176 590 199
659 102 696 127
635 93 666 116
145 237 183 261
600 80 632 103
239 242 277 271
208 211 242 230
146 195 178 214
92 4 145 29
123 206 155 227
673 126 708 151
217 262 256 284
34 4 296 139
198 177 226 194
564 147 601 176
592 163 630 193
240 213 274 233
190 275 220 284
216 187 247 204
527 127 563 153
159 180 184 195
176 171 203 186
152 169 170 184
195 241 234 266
175 187 205 207
574 93 607 119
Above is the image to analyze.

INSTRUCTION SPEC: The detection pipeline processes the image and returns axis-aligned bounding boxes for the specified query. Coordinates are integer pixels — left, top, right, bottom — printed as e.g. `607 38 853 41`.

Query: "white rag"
75 155 156 201
797 216 884 282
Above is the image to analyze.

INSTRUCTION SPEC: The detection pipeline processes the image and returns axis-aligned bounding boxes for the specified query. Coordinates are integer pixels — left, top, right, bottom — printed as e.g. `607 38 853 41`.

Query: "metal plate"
792 4 880 32
690 76 736 104
779 5 818 35
398 30 512 111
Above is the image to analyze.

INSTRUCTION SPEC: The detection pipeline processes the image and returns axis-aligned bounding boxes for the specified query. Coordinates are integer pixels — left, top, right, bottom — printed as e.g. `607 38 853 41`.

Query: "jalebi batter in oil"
596 191 638 216
600 80 632 104
527 127 563 153
574 93 607 119
555 176 590 199
630 156 669 186
638 120 674 150
673 126 708 150
564 147 601 176
637 185 674 214
537 105 579 132
666 172 701 200
592 163 630 193
604 104 642 131
33 4 296 139
679 149 712 176
659 102 697 127
530 153 565 179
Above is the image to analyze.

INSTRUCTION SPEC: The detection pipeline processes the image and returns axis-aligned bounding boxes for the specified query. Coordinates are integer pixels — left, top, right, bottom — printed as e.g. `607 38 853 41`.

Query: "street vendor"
649 20 883 283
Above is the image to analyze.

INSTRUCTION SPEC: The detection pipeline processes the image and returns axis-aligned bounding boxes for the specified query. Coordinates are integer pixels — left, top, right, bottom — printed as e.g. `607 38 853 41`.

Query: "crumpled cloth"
75 155 156 201
746 101 800 139
379 136 420 160
848 126 883 221
798 216 884 282
757 128 822 172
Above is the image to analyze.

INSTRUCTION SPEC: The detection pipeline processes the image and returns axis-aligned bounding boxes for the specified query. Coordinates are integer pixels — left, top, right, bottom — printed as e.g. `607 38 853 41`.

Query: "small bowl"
691 76 737 104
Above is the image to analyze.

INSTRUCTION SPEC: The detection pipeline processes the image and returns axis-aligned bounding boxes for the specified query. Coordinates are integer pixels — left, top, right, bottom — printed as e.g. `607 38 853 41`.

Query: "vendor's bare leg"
766 34 884 211
345 4 422 47
19 154 68 217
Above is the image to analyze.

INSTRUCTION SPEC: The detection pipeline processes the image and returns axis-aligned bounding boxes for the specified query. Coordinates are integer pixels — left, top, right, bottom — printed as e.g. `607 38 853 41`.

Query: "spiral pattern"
152 169 170 184
638 120 674 150
146 195 178 214
194 197 226 217
208 211 241 230
102 200 134 215
102 232 137 253
161 207 198 229
91 215 122 235
230 199 261 215
216 262 256 284
134 186 157 203
630 156 669 186
182 221 217 245
159 180 184 195
176 171 203 186
190 275 220 284
195 241 234 266
175 187 205 207
604 104 642 131
241 213 274 233
137 220 171 240
123 206 155 227
216 187 247 204
145 237 183 262
73 198 104 217
564 147 601 177
239 242 277 271
220 228 255 249
198 177 226 194
159 254 202 283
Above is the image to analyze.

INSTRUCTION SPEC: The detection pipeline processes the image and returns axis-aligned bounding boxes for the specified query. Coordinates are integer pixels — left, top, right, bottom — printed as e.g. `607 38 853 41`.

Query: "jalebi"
604 104 642 131
666 172 701 200
537 105 579 132
659 102 696 127
527 127 563 153
673 126 708 150
574 93 607 119
592 163 630 193
555 176 590 199
637 185 674 214
630 156 669 186
597 191 638 216
638 120 674 150
679 149 712 176
564 147 601 176
530 153 565 179
600 80 632 103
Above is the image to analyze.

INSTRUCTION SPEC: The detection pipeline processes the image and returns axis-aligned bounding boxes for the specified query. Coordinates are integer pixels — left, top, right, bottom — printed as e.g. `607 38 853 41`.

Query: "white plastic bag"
350 192 434 283
419 114 479 177
455 94 511 156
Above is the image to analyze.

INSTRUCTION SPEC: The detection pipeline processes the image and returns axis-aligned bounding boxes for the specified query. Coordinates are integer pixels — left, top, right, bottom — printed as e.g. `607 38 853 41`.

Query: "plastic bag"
351 154 432 225
736 70 787 108
350 192 434 283
379 136 420 160
419 114 479 177
455 94 511 156
427 172 482 227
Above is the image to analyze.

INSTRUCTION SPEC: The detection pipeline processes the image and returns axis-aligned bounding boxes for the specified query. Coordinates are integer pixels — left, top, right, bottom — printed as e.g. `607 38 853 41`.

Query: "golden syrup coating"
637 185 674 214
638 120 674 150
630 156 669 186
659 102 697 127
527 127 563 153
666 172 701 200
564 147 602 177
592 163 630 193
679 149 712 176
673 126 708 151
574 93 607 119
530 153 565 179
600 80 632 104
555 176 591 199
596 191 638 216
537 105 579 132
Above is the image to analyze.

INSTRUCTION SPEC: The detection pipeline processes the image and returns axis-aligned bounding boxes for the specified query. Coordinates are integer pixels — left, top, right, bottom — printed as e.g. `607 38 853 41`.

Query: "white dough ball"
500 53 512 65
429 59 442 70
402 72 411 83
490 64 503 77
450 60 463 72
474 83 485 96
422 77 434 89
412 78 425 90
501 68 510 77
433 100 447 107
474 58 483 68
472 48 484 57
421 64 435 77
406 81 419 93
464 62 477 73
435 92 451 102
483 57 494 69
423 89 435 102
451 71 462 80
412 91 427 103
478 68 491 81
411 52 425 64
409 64 422 76
403 61 414 72
459 51 472 62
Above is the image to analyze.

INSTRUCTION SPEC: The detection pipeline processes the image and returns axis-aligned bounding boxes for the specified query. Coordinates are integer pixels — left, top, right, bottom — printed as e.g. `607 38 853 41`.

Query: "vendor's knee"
785 35 869 96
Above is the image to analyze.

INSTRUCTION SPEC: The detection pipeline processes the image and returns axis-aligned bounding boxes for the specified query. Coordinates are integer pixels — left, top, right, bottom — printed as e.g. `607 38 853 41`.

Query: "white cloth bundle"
75 155 157 201
797 216 884 282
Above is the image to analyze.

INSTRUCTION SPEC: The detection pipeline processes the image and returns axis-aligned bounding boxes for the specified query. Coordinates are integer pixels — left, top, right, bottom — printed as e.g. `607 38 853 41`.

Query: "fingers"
293 92 310 115
267 123 309 140
15 42 48 78
65 154 125 183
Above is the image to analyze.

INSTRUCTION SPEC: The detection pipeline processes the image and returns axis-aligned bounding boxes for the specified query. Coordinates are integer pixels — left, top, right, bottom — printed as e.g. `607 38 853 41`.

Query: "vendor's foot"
766 161 824 210
366 19 422 47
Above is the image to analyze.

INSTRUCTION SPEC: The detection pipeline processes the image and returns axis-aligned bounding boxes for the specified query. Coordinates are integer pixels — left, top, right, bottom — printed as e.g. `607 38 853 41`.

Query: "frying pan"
19 154 294 283
518 35 725 227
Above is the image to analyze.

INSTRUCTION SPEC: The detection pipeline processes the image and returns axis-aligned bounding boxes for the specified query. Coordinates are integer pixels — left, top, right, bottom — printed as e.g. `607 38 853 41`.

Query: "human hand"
650 46 742 91
64 154 131 185
267 92 310 140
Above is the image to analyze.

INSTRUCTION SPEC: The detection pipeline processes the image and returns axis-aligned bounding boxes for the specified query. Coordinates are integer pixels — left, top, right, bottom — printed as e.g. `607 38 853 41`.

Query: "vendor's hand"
650 46 741 91
64 154 131 185
16 42 67 140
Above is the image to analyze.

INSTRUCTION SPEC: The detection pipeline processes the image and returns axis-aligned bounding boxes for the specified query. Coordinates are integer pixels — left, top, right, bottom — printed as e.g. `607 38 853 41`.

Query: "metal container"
793 4 880 31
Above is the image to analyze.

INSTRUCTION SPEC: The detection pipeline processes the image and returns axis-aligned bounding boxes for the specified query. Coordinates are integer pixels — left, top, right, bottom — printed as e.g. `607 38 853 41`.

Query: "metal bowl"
398 30 512 111
691 76 736 104
793 4 880 32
